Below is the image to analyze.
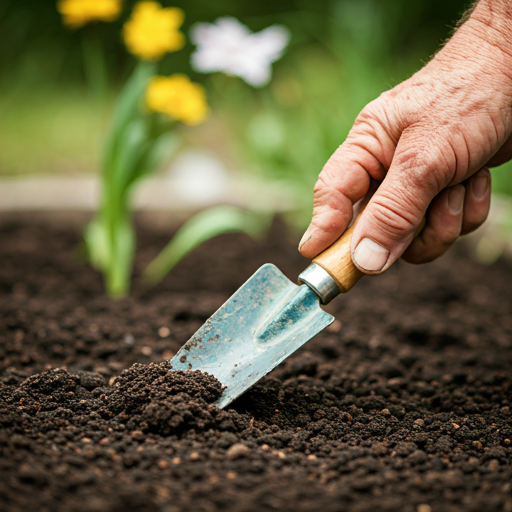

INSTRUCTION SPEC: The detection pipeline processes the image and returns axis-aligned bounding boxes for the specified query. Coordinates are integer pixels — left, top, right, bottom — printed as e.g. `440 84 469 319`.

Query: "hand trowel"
170 215 411 409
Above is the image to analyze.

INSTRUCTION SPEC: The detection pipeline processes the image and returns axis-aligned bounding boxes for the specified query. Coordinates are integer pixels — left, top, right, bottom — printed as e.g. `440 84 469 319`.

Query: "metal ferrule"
299 263 341 305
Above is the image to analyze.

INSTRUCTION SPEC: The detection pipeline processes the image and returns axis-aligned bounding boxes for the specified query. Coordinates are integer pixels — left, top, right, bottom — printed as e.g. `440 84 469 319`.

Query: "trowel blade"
169 263 334 409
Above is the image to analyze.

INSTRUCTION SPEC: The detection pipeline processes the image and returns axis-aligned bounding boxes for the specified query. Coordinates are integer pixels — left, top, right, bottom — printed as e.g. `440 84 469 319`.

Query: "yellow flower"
123 2 185 61
57 0 122 29
146 75 208 125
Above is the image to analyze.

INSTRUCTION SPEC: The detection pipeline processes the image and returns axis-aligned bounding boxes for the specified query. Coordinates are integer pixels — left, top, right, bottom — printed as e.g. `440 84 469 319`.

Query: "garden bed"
1 215 511 512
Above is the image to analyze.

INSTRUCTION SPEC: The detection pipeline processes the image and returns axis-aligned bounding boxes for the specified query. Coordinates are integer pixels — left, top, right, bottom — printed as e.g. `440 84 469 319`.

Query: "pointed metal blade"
169 263 334 408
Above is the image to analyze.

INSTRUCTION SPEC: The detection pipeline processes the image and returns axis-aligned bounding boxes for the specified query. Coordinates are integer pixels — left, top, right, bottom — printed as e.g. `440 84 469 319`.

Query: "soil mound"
108 363 224 434
3 362 224 435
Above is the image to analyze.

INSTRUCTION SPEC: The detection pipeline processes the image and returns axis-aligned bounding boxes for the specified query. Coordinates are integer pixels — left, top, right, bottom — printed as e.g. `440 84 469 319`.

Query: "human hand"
299 0 512 274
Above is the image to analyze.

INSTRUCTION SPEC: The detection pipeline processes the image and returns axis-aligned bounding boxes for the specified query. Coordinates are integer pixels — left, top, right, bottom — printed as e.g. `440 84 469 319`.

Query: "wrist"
466 0 512 66
469 0 512 34
432 0 512 96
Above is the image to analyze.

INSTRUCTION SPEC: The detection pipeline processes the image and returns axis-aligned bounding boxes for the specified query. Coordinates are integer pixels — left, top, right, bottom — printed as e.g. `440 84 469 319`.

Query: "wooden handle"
312 215 426 294
312 215 364 294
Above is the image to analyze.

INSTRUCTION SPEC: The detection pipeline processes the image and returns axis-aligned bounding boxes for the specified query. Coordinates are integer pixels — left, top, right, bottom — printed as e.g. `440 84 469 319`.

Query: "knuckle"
357 102 379 122
412 223 459 263
461 215 488 235
405 159 450 198
394 137 428 171
315 162 369 205
310 207 346 235
369 193 418 239
326 141 361 169
313 174 340 200
312 179 352 234
408 249 447 264
320 153 344 181
312 185 335 211
354 99 387 131
402 237 452 264
423 216 460 247
435 228 460 246
394 129 453 191
461 191 491 235
402 249 434 264
313 173 329 195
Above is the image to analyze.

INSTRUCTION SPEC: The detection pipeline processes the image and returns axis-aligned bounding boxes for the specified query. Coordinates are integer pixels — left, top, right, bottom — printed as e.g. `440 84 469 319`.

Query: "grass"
0 85 108 177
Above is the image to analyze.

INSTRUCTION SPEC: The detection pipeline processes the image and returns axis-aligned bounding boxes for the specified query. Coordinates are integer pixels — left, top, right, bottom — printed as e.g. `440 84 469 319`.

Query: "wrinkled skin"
299 1 512 274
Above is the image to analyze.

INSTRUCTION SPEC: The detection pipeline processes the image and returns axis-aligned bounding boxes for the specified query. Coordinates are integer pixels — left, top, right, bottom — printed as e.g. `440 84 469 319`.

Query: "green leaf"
105 218 136 298
81 29 108 104
102 61 155 180
87 61 157 299
84 217 110 271
144 206 271 284
135 131 181 183
84 215 135 298
110 116 149 195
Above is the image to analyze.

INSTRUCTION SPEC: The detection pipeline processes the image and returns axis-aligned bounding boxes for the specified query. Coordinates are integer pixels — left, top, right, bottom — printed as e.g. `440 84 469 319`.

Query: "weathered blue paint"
169 263 334 409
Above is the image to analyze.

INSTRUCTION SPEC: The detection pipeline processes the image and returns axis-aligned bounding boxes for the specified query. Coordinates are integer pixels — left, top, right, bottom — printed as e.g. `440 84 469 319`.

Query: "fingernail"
472 174 489 200
448 185 465 213
299 225 314 251
353 238 389 272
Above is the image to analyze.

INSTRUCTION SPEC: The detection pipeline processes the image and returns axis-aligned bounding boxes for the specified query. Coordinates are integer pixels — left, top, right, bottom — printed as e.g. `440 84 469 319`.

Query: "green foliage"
85 61 181 297
212 2 407 231
85 215 135 297
144 206 271 283
0 1 467 90
81 28 109 103
85 62 270 298
0 87 104 176
492 161 512 197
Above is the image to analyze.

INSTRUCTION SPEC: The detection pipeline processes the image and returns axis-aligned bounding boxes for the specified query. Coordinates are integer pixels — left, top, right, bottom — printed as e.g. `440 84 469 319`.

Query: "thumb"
351 136 446 274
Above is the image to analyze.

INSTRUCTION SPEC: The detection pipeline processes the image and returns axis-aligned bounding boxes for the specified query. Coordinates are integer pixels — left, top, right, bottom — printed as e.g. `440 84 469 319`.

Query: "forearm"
470 0 512 31
429 0 512 114
464 0 512 63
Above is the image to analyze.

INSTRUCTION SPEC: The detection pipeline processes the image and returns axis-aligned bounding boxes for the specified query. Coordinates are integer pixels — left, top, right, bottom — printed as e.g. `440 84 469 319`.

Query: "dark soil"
0 216 511 512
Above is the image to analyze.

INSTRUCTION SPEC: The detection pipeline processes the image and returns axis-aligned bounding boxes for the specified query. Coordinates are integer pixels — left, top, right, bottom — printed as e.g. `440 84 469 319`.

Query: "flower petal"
189 16 289 87
166 7 185 29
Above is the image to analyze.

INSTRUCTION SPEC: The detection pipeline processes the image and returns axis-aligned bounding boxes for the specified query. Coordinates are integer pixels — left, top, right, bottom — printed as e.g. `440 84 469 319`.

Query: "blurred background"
1 0 512 260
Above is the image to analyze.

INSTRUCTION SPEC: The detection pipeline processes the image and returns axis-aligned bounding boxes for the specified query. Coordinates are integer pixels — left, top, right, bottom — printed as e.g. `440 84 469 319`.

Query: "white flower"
190 17 290 87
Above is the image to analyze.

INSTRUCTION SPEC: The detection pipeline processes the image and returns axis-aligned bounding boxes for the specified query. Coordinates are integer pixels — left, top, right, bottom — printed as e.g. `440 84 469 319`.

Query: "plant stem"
81 27 108 103
90 61 156 298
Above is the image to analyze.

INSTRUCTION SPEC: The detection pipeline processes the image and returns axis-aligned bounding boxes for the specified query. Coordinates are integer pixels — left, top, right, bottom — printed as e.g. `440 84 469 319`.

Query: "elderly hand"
299 0 512 274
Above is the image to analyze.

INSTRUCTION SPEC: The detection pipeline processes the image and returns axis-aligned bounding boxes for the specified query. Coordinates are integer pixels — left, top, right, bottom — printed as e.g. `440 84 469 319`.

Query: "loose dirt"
0 218 511 512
